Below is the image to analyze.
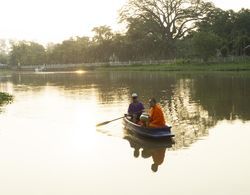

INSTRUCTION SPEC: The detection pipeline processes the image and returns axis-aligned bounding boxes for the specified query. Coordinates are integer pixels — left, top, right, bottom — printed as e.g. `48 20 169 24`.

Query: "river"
0 71 250 195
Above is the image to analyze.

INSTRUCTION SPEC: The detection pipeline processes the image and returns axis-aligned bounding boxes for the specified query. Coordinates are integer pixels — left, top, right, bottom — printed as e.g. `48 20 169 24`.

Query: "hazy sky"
0 0 249 44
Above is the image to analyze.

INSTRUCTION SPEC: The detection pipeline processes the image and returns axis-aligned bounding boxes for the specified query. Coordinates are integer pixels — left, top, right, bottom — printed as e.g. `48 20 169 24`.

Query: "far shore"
95 62 250 72
1 61 250 73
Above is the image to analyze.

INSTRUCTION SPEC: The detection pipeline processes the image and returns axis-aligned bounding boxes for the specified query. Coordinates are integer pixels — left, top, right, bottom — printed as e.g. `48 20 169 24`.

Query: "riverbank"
95 61 250 71
2 61 250 72
0 70 12 75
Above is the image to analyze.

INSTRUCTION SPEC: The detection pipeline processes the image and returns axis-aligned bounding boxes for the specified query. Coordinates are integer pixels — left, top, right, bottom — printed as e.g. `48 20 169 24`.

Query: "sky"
0 0 249 45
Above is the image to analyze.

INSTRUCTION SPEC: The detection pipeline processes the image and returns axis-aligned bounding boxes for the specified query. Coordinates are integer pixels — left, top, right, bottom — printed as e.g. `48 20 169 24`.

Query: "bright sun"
75 70 86 74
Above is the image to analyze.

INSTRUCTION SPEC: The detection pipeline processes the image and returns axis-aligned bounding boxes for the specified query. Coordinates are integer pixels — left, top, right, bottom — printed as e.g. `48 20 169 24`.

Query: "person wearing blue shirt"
128 93 145 123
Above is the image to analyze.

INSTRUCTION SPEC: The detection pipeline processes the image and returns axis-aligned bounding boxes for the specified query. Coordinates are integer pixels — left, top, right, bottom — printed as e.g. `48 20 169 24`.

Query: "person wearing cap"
128 93 145 123
148 98 166 128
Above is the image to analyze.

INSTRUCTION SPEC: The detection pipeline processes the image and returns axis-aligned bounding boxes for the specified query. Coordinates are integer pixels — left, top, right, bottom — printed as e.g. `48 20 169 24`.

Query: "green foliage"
0 1 249 65
46 37 91 64
221 46 229 57
92 26 113 42
91 26 115 62
176 37 195 59
9 41 46 66
0 53 8 64
197 8 250 56
245 46 250 56
120 0 214 58
0 92 13 106
0 39 9 64
193 32 221 61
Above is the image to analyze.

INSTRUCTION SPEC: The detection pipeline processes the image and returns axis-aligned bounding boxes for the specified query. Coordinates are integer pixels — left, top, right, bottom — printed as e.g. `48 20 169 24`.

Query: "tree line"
0 0 249 66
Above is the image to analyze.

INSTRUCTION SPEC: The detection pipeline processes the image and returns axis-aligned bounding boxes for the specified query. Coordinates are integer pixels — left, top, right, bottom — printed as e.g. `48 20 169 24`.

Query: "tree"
0 53 8 64
197 8 235 38
92 26 113 43
233 35 250 56
123 17 164 60
220 46 229 57
0 39 9 64
46 36 91 64
91 26 115 62
234 9 250 37
120 0 215 57
245 45 250 56
0 39 8 54
176 35 195 59
193 31 221 61
197 8 250 56
9 41 46 65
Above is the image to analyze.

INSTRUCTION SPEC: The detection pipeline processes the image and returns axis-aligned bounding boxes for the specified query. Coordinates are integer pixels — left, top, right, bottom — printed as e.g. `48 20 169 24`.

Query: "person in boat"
127 93 145 123
148 98 166 128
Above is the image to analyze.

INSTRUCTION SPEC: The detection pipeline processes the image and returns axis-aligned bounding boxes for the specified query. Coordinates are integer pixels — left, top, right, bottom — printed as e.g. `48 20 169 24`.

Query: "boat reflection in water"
123 129 174 172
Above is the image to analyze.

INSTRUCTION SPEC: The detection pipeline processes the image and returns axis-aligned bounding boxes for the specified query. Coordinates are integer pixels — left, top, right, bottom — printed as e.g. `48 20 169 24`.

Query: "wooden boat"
123 133 175 149
123 117 175 138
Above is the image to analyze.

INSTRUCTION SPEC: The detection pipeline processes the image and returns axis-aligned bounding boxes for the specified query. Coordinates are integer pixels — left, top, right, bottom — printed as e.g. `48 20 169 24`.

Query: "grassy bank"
0 70 12 75
2 61 250 72
95 61 250 72
0 92 13 106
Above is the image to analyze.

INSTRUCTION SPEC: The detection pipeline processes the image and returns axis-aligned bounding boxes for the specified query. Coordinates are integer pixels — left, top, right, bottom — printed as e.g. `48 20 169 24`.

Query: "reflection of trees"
191 73 250 121
0 95 11 113
4 71 250 150
163 79 216 149
7 72 177 104
0 80 14 113
95 71 177 105
106 72 250 149
96 72 216 149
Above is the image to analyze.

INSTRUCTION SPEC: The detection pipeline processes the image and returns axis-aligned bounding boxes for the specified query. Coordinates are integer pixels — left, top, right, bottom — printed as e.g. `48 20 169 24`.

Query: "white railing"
13 59 177 70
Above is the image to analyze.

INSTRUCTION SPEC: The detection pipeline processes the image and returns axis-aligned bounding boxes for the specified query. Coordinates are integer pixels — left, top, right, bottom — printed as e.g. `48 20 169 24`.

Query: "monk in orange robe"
149 98 166 128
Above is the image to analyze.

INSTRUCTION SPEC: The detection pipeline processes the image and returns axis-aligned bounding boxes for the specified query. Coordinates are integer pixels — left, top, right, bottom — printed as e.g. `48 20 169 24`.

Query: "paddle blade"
96 121 110 127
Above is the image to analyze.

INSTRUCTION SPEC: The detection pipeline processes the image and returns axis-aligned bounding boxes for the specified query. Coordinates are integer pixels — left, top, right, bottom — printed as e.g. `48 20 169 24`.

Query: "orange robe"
149 104 166 128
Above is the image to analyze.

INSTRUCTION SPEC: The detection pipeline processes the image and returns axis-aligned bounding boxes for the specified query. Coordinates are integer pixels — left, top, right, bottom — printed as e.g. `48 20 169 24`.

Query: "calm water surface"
0 71 250 195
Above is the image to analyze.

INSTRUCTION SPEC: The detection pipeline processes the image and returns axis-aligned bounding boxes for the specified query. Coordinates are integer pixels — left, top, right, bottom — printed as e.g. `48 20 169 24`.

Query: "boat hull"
123 117 175 138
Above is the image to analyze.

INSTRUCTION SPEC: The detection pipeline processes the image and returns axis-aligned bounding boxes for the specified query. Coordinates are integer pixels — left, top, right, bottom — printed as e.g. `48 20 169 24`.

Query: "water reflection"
1 71 250 151
124 130 174 172
191 73 250 121
163 78 216 149
1 71 250 194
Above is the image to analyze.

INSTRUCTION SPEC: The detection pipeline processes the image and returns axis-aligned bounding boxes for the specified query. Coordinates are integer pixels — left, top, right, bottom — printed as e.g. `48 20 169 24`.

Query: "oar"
96 116 125 127
96 109 144 127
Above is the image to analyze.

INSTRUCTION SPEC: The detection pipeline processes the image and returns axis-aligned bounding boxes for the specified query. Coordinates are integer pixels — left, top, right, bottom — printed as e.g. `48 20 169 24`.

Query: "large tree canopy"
120 0 214 57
